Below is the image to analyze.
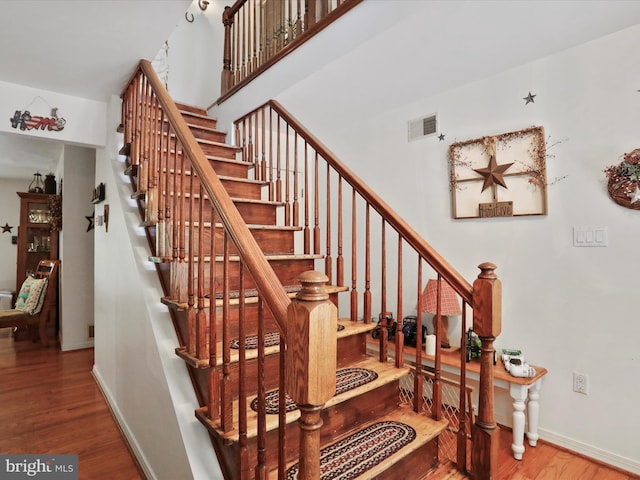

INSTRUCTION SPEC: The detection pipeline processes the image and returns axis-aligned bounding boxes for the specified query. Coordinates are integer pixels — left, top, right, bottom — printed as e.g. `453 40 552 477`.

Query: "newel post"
221 6 233 95
285 271 337 480
471 263 502 480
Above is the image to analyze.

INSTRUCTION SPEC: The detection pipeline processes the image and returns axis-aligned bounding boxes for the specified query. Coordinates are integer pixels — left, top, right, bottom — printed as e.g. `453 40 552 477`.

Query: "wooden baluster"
336 176 343 286
156 107 166 257
379 218 387 362
303 140 310 254
255 297 267 480
221 6 233 94
208 209 219 422
268 108 275 201
238 262 249 479
148 95 159 225
395 236 403 368
187 167 196 356
324 163 332 283
278 338 287 480
363 204 371 324
285 272 337 480
313 152 320 255
221 233 233 432
457 301 468 471
131 75 140 167
433 274 443 421
292 133 299 228
471 262 502 480
284 121 290 226
276 114 282 203
306 0 317 27
196 181 207 361
260 107 267 182
350 189 357 321
414 262 424 412
252 0 258 72
163 127 174 259
177 140 187 303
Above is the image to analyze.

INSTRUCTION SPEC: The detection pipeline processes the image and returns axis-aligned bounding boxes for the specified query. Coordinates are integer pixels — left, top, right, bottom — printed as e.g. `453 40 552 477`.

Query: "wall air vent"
408 113 437 142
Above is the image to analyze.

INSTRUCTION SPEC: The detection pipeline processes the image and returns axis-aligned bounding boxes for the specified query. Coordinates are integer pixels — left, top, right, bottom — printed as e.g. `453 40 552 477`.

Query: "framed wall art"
449 126 548 219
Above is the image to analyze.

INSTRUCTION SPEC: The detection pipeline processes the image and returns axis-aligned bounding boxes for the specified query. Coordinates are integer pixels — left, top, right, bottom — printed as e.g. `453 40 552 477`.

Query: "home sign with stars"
448 126 548 219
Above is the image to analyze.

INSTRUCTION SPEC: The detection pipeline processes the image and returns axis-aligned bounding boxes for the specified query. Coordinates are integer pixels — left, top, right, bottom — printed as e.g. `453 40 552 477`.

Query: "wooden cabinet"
15 192 60 294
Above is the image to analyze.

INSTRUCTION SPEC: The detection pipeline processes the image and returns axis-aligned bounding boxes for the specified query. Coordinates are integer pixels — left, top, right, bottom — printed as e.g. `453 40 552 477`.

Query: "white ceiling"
0 0 191 179
2 1 640 180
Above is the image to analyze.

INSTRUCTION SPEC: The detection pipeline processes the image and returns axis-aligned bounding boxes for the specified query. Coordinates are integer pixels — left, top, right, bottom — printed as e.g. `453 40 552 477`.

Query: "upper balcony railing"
219 0 363 102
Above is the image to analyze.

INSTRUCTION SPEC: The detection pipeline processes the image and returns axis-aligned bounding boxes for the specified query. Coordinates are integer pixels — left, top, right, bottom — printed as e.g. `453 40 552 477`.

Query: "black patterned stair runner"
230 324 345 350
286 421 416 480
250 367 378 414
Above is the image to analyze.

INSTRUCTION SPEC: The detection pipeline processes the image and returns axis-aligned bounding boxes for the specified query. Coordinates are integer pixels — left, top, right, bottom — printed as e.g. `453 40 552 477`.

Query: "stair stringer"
91 95 223 480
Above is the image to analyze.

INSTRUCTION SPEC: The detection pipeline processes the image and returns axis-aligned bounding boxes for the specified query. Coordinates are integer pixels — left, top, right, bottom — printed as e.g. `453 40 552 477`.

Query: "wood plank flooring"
1 329 638 480
0 330 143 480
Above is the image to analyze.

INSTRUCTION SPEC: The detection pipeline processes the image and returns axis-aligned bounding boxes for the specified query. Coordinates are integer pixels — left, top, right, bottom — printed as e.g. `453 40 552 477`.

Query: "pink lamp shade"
420 279 461 316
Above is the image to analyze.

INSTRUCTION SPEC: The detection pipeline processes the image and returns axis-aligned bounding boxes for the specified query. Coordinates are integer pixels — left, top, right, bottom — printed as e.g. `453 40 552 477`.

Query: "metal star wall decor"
473 155 514 192
523 92 536 105
2 223 13 233
438 133 446 141
86 212 94 232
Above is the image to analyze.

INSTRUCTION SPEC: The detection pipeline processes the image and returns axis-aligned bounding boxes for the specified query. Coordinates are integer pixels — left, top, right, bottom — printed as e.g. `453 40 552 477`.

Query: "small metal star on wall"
438 133 446 141
2 223 13 233
86 212 94 232
523 91 536 105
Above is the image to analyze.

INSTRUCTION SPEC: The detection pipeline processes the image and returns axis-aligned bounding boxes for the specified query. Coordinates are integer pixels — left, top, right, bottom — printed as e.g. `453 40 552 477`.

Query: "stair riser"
176 103 208 116
180 112 218 129
375 439 439 480
199 141 239 159
161 174 263 201
180 227 294 256
209 159 250 178
189 126 227 143
168 196 277 225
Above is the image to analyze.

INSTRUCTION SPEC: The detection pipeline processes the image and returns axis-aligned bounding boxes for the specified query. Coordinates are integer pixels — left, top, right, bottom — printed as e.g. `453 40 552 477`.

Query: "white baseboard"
92 366 156 480
538 428 640 475
60 339 94 351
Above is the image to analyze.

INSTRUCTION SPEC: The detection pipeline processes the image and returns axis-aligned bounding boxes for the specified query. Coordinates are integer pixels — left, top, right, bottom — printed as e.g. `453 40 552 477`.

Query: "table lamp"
420 278 461 349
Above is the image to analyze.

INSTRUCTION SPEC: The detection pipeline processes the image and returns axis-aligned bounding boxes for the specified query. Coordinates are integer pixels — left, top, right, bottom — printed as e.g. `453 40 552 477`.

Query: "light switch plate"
573 226 608 247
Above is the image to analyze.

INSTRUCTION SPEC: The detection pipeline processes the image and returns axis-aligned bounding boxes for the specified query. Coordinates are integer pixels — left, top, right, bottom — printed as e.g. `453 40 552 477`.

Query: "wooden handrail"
138 60 292 336
265 99 473 305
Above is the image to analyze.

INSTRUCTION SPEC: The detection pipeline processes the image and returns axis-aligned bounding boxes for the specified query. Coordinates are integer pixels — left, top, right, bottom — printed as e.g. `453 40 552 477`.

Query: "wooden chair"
0 259 59 346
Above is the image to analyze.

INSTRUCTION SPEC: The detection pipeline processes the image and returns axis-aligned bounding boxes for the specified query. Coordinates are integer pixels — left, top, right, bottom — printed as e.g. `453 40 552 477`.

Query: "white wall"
0 80 106 147
151 0 222 109
92 96 221 480
58 145 95 351
0 178 30 291
210 5 640 475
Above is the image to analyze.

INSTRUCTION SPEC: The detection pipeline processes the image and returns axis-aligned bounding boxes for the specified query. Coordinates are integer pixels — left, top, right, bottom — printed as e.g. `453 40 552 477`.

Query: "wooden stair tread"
177 318 376 368
161 284 349 310
267 405 448 480
186 122 226 135
197 356 418 442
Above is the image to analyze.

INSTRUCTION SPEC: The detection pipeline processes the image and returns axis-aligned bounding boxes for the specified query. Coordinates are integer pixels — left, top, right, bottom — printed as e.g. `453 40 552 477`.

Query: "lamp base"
432 315 452 349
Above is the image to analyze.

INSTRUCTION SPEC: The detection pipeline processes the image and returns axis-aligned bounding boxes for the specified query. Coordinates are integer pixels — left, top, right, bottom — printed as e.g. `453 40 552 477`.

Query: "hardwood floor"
0 329 143 480
1 329 637 480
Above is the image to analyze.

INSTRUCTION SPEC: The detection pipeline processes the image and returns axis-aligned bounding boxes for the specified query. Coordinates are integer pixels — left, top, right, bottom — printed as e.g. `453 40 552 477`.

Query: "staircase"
119 60 501 480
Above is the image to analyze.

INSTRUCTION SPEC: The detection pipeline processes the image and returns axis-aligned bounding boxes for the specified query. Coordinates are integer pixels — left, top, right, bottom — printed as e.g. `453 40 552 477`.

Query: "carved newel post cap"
297 271 329 302
477 262 497 279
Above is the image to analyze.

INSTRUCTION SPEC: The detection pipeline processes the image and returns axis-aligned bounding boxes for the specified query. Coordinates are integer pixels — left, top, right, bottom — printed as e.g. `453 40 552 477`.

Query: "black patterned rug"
286 421 416 480
230 324 345 350
250 367 378 414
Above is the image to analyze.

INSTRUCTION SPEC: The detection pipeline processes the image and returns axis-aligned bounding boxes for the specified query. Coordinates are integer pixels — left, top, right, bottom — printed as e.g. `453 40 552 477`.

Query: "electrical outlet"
573 372 589 395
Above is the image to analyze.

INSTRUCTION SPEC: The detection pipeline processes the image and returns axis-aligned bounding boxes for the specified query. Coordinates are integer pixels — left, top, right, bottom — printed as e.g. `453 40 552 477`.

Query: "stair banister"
261 100 473 303
137 60 292 335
